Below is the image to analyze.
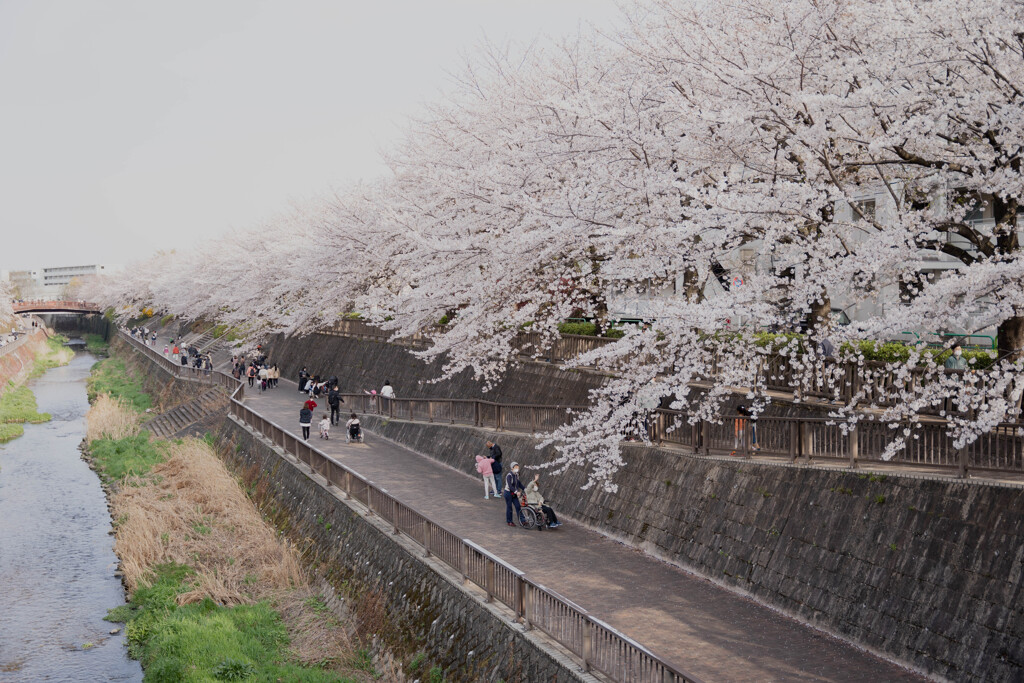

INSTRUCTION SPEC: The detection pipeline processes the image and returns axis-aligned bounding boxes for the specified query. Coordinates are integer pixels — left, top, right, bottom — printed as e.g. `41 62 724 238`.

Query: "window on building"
853 198 876 222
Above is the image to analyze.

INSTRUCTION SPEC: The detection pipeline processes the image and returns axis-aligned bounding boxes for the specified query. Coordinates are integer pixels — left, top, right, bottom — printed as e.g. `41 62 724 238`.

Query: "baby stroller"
346 422 363 443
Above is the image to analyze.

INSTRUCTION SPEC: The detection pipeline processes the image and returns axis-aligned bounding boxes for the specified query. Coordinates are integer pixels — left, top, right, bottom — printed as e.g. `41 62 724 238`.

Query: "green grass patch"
0 385 51 426
88 433 166 485
84 333 110 355
28 335 74 378
87 357 152 412
106 563 350 682
0 423 25 442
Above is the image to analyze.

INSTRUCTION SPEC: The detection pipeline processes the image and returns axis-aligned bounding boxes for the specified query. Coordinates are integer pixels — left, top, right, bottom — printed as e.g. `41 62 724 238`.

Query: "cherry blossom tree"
85 0 1024 490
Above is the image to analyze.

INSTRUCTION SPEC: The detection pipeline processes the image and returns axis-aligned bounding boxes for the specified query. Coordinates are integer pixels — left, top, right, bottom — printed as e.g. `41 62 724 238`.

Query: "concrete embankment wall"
218 417 592 683
42 313 113 340
0 331 48 391
264 332 608 406
112 337 212 411
359 415 1024 682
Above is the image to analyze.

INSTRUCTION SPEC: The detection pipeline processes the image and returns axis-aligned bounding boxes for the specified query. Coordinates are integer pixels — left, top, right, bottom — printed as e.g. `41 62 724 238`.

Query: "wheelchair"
518 495 550 531
346 423 363 443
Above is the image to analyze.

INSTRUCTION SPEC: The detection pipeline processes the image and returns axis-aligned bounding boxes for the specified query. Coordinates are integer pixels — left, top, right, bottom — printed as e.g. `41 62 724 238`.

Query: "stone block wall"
359 415 1024 682
217 417 594 683
263 332 607 406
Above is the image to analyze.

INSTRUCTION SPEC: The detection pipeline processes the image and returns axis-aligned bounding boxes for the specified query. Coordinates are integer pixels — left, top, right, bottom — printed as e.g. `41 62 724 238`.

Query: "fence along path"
324 320 1024 480
120 329 923 682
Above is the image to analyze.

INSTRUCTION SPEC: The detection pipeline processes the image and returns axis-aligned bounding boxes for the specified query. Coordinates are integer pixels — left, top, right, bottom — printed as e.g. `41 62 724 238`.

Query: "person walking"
298 367 310 392
270 364 280 388
327 385 343 425
180 353 188 368
475 454 498 499
525 474 561 528
486 440 503 493
259 364 269 392
380 382 395 409
163 343 170 358
304 397 318 412
502 462 526 527
299 405 313 440
247 364 257 388
172 344 179 362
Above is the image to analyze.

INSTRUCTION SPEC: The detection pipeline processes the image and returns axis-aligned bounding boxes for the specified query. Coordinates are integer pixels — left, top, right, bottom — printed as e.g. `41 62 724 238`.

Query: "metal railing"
12 299 102 314
117 329 703 683
0 326 42 359
325 320 1023 421
120 329 1024 479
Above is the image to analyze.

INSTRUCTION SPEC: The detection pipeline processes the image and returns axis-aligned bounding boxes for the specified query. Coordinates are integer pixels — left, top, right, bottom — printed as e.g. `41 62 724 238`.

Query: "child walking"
319 414 331 440
475 454 498 499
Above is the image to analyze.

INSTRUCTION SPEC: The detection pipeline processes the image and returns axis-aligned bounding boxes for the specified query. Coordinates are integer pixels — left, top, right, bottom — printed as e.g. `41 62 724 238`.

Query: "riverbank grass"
0 384 51 442
107 564 348 683
87 357 152 412
84 333 110 355
29 334 75 378
86 388 360 680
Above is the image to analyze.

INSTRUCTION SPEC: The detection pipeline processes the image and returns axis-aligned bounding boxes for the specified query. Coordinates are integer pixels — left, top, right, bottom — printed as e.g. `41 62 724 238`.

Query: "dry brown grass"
104 434 364 673
85 393 139 443
112 438 304 602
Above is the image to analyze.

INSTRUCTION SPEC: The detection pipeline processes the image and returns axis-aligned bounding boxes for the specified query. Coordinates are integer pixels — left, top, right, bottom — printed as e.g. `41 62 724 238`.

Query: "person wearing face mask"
944 345 968 370
502 461 527 528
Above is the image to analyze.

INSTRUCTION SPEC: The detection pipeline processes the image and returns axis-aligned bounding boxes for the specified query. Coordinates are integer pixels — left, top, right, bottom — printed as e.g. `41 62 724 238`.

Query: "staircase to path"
143 387 228 438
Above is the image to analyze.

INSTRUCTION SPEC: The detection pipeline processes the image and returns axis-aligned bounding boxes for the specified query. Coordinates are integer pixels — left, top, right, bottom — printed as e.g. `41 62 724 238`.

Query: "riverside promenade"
236 378 922 681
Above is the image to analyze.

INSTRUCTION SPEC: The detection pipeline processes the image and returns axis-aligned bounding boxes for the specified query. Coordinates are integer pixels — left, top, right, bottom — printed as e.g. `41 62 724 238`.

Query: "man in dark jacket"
298 367 310 392
486 440 503 494
327 386 343 425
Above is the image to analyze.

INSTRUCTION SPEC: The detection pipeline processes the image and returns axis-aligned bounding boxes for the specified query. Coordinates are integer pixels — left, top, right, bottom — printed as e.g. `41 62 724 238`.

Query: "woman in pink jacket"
475 455 498 499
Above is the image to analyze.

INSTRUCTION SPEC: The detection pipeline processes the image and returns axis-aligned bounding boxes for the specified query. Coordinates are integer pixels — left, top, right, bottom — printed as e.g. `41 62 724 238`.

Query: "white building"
1 264 119 300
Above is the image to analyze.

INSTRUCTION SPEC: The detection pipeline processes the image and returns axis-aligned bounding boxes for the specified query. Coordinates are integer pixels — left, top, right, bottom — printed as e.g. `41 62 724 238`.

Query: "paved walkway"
234 382 921 681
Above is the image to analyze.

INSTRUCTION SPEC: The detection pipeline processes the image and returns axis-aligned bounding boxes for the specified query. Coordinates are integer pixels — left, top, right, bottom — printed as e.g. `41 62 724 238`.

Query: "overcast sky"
0 0 624 272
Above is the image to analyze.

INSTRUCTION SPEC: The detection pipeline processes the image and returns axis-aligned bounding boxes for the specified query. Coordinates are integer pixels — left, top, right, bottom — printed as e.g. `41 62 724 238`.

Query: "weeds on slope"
87 357 152 412
88 379 362 680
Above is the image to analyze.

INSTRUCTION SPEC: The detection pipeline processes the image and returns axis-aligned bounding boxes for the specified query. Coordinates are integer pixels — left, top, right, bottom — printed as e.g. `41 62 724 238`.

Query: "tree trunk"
807 291 831 333
998 317 1024 361
994 196 1021 360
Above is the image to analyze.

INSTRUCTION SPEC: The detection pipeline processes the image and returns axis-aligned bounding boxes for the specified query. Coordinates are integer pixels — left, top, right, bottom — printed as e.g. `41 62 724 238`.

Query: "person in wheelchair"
346 413 362 443
524 473 561 528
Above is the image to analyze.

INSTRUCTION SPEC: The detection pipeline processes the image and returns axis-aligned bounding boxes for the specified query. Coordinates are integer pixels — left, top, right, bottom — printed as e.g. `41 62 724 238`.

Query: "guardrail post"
474 401 480 427
514 577 524 623
743 419 751 459
392 499 400 534
957 445 968 478
789 421 798 461
521 582 531 631
582 620 593 672
849 424 859 470
485 559 495 603
460 544 468 583
701 420 710 455
423 522 431 558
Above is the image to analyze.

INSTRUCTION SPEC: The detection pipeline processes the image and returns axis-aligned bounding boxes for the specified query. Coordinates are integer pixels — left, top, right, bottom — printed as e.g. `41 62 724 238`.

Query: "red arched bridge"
12 300 102 314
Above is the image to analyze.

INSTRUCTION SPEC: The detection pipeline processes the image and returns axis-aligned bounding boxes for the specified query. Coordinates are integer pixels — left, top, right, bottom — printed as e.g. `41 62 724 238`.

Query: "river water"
0 352 142 682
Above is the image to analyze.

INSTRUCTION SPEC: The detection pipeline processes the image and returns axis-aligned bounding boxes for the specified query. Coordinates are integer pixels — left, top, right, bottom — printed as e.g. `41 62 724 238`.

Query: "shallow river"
0 352 142 682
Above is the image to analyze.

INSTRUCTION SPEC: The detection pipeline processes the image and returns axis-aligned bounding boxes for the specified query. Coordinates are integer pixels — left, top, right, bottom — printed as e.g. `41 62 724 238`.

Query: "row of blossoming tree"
84 0 1024 489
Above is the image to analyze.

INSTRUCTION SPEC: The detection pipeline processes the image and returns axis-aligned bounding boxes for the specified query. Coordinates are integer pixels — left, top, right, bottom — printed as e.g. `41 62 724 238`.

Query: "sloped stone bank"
359 415 1024 682
218 417 593 683
264 332 607 406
